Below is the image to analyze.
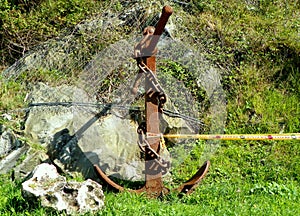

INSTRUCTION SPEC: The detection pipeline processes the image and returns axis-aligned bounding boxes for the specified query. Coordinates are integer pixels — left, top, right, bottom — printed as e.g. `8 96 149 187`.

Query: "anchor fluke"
176 160 210 195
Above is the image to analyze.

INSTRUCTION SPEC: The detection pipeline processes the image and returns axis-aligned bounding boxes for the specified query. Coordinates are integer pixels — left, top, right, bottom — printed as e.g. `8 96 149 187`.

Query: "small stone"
76 179 105 213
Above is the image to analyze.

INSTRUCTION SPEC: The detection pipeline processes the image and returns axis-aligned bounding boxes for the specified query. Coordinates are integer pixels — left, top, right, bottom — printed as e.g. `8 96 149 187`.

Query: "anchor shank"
141 5 173 198
144 55 163 197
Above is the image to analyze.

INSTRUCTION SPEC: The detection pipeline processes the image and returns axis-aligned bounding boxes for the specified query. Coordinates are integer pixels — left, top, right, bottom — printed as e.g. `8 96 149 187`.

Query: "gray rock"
0 125 27 174
0 145 28 174
23 83 146 181
24 83 81 145
0 125 21 157
13 148 50 179
22 163 105 215
22 82 197 182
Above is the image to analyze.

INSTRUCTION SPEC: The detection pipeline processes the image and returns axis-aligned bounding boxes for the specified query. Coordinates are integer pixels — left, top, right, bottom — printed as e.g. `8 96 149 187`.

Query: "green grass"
0 138 299 215
0 0 299 215
88 138 300 216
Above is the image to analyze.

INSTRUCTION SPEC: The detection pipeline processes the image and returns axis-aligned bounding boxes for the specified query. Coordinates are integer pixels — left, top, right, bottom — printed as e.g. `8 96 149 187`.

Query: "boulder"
22 163 105 215
0 125 27 174
0 125 21 157
22 82 195 182
23 83 145 181
13 148 50 179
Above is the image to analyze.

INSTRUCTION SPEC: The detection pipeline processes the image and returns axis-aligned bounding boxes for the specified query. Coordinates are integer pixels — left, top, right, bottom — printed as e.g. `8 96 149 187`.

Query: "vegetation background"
0 0 299 215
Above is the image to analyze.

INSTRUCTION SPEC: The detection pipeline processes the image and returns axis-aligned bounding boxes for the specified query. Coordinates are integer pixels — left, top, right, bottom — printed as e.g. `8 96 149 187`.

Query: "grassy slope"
0 0 299 215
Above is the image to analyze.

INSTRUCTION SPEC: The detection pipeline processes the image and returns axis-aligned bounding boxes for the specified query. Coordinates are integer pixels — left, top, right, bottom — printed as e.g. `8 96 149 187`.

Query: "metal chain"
137 123 170 175
138 62 167 107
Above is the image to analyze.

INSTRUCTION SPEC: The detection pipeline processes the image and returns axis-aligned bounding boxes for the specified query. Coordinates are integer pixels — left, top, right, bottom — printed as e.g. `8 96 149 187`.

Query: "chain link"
138 62 167 108
137 122 170 175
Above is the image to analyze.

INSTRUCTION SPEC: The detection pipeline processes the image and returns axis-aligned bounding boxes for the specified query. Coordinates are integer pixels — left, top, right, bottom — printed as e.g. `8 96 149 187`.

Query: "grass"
0 0 299 215
91 138 300 216
0 138 299 215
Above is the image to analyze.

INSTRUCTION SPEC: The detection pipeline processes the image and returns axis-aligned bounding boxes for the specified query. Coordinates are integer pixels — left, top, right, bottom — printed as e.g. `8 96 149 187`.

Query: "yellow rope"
148 133 300 141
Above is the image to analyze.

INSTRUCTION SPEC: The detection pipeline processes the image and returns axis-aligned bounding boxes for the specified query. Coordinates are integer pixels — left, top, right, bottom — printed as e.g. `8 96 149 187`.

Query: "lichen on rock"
22 163 105 215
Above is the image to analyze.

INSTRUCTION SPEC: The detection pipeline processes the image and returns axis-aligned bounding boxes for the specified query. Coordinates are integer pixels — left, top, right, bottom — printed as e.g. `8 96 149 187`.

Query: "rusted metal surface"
94 5 210 198
94 164 125 192
176 161 210 195
133 6 173 197
148 5 173 53
143 55 163 197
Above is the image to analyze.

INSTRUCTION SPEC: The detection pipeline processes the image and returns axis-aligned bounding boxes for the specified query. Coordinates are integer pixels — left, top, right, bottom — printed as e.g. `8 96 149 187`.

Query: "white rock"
22 163 105 214
76 179 105 213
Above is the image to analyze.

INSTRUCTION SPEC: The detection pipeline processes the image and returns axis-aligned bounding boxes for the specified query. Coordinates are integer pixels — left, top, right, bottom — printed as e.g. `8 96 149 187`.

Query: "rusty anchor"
94 5 210 198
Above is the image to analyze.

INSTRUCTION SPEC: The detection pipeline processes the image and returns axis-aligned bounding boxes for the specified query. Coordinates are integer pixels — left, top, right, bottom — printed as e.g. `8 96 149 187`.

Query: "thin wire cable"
26 102 206 127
